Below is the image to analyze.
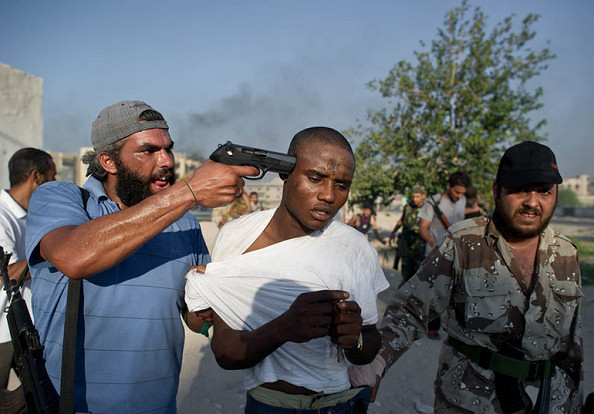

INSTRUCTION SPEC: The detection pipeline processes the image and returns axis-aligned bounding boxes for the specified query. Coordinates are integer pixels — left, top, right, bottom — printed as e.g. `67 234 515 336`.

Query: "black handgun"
1 247 59 414
210 141 296 180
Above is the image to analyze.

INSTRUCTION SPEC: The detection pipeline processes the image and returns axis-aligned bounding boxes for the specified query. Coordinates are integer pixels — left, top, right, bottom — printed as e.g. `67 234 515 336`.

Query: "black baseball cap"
496 141 563 189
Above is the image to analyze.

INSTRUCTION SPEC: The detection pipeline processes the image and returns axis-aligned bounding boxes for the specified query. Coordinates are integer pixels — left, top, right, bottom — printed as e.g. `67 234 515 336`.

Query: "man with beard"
185 127 389 413
359 141 583 413
25 101 257 413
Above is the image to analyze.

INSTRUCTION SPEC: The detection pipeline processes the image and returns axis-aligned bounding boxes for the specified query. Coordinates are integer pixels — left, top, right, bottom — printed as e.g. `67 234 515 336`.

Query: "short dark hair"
8 148 54 187
288 127 354 163
465 185 478 199
448 171 471 188
82 109 166 181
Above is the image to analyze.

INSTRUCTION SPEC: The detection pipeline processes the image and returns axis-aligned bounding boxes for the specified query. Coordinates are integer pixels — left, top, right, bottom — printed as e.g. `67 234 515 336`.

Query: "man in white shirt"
0 148 56 388
185 127 389 413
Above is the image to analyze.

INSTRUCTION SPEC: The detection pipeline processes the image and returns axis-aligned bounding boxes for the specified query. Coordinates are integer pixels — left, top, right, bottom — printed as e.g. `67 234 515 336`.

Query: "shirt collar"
0 189 27 219
82 176 110 201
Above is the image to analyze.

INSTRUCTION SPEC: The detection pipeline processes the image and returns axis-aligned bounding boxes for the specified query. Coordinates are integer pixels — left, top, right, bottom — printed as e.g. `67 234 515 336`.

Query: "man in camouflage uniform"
368 142 583 413
389 186 427 286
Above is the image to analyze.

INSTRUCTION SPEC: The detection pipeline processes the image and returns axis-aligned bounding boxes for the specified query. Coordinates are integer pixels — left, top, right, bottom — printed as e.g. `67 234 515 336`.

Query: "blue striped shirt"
26 178 209 413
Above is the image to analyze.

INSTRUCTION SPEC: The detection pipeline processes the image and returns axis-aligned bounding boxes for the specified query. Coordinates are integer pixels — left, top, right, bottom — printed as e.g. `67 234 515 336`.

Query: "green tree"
557 188 581 207
347 0 555 206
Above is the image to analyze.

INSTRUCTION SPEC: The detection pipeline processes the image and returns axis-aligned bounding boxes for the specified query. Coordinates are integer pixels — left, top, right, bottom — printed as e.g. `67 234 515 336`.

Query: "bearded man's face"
492 183 557 242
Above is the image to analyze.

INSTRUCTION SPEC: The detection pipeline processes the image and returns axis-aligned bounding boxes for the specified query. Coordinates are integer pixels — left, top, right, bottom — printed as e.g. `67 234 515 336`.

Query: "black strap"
59 279 81 414
14 264 29 290
59 187 89 414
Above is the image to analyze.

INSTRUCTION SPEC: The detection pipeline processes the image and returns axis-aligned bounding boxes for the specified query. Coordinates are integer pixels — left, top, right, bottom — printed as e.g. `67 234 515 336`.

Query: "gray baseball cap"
91 101 169 151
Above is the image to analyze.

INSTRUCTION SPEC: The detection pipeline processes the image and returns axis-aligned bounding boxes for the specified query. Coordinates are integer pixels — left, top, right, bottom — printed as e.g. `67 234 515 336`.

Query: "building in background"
0 63 43 189
50 148 203 187
245 177 284 210
564 174 591 197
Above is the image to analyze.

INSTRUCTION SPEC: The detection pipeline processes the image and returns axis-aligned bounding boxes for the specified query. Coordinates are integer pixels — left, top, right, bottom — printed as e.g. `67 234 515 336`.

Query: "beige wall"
0 62 43 189
563 174 591 196
50 148 203 187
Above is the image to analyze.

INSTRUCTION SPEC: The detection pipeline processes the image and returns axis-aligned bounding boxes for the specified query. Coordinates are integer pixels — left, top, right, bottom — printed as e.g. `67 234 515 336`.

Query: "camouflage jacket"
401 202 422 233
379 215 583 413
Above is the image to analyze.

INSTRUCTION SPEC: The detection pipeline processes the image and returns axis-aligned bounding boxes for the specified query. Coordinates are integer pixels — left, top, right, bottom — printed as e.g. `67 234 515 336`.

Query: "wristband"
183 179 199 206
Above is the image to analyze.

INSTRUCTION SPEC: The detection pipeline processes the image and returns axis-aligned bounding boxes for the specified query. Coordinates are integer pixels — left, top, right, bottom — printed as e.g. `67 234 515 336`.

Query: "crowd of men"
0 99 589 413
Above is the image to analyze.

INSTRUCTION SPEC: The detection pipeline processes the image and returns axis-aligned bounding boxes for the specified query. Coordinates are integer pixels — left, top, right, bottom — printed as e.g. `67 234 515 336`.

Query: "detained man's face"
493 182 557 242
281 141 355 234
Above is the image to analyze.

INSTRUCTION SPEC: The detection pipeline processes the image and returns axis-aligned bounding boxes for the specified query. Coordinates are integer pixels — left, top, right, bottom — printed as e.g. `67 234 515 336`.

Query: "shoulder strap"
59 187 89 413
428 194 451 229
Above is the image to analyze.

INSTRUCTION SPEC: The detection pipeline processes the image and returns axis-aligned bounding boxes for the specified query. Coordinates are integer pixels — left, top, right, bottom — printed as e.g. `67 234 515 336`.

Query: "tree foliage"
347 0 555 206
557 188 581 207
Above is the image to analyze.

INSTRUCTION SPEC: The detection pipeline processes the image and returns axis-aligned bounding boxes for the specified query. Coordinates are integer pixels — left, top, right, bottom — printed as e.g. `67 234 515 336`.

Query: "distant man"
185 127 389 413
372 141 583 413
418 171 471 337
388 186 426 286
249 191 263 212
216 189 252 228
464 185 484 219
348 204 386 245
25 101 257 413
0 148 56 389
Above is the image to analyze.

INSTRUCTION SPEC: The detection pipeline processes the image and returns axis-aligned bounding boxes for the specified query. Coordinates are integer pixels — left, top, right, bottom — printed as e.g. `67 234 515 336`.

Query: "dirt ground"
176 213 594 413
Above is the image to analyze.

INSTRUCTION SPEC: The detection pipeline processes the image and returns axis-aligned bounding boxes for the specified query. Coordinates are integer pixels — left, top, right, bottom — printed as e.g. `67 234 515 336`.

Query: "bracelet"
183 179 199 206
345 332 364 353
195 313 213 337
356 332 363 350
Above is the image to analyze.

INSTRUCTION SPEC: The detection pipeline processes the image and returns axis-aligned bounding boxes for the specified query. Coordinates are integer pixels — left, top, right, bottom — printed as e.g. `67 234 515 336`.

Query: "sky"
1 0 593 179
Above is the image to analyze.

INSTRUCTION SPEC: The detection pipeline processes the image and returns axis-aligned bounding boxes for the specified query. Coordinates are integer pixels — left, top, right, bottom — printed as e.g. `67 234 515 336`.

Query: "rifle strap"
429 194 451 230
59 187 89 414
14 264 29 290
59 279 81 414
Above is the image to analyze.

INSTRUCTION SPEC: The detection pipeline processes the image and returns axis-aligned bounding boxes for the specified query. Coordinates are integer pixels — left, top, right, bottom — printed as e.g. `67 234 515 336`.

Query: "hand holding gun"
1 247 59 414
210 141 296 180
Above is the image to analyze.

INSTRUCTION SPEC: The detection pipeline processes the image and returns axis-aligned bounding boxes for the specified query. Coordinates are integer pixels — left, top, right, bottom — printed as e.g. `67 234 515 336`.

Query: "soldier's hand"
330 299 362 349
278 290 348 344
185 159 259 208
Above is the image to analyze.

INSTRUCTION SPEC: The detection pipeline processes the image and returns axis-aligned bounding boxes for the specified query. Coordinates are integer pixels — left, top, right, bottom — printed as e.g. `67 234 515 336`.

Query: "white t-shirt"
0 189 33 343
185 208 389 393
418 193 466 255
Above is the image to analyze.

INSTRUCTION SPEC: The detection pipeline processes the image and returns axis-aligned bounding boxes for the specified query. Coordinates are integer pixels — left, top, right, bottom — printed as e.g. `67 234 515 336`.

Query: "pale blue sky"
1 0 593 178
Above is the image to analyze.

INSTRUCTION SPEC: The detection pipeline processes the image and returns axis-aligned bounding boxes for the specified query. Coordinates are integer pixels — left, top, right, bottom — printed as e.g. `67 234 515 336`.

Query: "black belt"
448 336 552 381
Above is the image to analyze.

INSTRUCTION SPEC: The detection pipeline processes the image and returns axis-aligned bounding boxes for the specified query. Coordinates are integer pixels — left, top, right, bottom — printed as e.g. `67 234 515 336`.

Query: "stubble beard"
492 197 555 241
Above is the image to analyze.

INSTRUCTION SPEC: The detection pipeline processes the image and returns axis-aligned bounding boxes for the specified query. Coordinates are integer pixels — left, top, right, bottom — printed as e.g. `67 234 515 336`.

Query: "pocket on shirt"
543 280 581 336
462 273 516 333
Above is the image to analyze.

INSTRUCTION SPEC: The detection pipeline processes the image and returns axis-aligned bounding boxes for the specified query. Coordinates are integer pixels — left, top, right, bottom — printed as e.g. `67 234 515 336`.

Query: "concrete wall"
0 62 43 189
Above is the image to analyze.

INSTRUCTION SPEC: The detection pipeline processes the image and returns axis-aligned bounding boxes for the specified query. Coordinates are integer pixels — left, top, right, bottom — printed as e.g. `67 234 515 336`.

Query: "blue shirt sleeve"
26 181 89 266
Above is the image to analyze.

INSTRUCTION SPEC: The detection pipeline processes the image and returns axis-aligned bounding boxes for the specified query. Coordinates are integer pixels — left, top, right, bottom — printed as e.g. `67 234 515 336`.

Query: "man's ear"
99 152 118 174
31 169 42 186
492 181 498 201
